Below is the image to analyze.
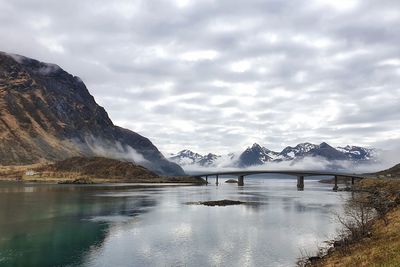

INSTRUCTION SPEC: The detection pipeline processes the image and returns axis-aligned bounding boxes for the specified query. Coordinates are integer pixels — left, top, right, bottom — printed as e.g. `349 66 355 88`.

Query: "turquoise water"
0 178 347 267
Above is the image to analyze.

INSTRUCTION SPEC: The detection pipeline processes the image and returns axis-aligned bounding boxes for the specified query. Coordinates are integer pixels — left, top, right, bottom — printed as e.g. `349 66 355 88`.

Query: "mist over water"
0 178 348 267
182 153 399 174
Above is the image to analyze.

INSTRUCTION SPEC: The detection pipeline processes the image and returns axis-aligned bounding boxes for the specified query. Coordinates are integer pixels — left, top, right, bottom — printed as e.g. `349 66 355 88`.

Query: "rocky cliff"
0 52 184 176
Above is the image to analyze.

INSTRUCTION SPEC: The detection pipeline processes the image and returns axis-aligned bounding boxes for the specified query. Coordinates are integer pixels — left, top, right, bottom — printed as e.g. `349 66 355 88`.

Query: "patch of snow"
336 147 347 153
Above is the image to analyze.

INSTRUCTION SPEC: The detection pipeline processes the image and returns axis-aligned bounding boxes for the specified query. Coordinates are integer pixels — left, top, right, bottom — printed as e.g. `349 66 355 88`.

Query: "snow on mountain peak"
169 149 222 167
169 142 378 169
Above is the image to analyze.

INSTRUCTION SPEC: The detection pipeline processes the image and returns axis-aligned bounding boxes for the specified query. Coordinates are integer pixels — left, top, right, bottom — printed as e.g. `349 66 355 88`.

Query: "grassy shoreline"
0 176 207 185
304 178 400 266
0 158 207 185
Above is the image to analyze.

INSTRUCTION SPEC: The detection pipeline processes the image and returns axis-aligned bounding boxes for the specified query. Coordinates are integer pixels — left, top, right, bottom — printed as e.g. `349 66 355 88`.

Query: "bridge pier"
238 175 244 186
297 176 304 190
333 176 338 191
198 172 364 190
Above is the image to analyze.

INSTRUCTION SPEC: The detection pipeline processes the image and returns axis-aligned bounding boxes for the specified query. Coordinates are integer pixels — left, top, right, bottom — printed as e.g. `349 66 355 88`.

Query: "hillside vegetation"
0 157 205 184
375 163 400 178
308 164 400 267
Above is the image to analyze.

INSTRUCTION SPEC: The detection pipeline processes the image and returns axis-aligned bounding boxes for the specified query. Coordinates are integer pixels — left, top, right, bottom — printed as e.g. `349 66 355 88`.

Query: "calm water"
0 177 348 267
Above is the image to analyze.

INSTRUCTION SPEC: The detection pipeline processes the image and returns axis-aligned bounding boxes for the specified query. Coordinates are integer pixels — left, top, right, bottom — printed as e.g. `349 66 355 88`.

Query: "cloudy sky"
1 0 399 154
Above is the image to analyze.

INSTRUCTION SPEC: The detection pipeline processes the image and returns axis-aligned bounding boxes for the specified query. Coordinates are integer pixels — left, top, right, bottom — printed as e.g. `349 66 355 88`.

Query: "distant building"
25 170 37 176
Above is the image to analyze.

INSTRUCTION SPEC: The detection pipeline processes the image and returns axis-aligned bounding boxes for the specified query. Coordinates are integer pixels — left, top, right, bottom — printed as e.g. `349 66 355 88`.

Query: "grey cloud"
0 0 399 155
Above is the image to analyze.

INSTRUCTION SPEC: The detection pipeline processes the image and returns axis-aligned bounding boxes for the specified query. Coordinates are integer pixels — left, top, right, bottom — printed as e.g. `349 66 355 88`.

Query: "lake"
0 177 348 267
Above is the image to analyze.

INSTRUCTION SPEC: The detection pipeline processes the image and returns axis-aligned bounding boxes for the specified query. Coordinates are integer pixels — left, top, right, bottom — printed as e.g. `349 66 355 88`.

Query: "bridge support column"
205 176 208 185
216 175 219 186
238 175 244 186
351 177 355 185
333 176 338 191
297 176 304 190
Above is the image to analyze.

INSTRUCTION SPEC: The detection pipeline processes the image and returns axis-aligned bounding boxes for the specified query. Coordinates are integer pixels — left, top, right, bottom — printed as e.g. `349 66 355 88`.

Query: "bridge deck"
197 170 369 179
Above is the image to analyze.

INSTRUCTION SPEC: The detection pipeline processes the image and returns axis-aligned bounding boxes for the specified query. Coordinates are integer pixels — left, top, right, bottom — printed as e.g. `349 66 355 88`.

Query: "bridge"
196 170 370 191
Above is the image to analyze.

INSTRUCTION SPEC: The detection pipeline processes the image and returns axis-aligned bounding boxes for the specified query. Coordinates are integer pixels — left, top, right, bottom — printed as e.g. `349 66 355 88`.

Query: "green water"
0 179 347 267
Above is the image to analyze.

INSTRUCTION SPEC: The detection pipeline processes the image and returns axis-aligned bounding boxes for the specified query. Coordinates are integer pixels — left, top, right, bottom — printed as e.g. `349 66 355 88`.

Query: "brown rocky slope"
25 157 205 184
374 163 400 178
0 52 184 176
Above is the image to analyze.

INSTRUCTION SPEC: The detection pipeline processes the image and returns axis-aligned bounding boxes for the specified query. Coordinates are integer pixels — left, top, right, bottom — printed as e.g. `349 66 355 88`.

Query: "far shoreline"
0 176 207 186
0 157 207 185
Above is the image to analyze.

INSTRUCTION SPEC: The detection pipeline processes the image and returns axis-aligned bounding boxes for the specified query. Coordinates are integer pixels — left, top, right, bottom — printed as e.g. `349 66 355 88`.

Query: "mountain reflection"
0 183 158 267
0 179 348 267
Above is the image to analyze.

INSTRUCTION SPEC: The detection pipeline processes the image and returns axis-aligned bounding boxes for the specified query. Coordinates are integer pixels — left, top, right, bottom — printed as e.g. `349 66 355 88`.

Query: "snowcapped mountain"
279 142 319 160
336 145 377 161
238 143 279 167
169 150 221 167
304 142 348 161
170 142 378 169
169 150 204 166
198 153 221 167
237 142 377 167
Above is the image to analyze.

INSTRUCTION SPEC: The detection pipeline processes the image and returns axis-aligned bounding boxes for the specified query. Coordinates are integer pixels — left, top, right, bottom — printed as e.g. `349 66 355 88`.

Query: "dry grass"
356 178 400 194
316 207 400 267
20 174 205 184
0 157 206 185
311 178 400 267
0 163 45 179
375 163 400 178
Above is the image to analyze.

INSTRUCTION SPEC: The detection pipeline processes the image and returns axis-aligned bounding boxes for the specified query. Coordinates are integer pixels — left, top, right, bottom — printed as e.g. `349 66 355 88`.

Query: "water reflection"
0 179 348 267
0 183 159 267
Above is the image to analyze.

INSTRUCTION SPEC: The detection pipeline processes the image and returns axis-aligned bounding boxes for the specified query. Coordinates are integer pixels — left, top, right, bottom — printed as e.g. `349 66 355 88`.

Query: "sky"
0 0 399 155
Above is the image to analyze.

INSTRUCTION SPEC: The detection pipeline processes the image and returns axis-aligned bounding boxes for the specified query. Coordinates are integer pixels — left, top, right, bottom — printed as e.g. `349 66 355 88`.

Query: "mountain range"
0 51 380 175
169 142 377 168
0 52 184 176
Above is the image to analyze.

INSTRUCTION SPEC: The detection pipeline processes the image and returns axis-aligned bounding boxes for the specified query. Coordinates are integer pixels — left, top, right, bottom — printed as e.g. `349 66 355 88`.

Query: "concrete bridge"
196 170 370 191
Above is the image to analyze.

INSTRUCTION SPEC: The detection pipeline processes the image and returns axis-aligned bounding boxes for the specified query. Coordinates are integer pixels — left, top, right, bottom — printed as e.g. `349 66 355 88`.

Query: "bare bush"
371 191 391 225
338 193 375 240
329 192 376 257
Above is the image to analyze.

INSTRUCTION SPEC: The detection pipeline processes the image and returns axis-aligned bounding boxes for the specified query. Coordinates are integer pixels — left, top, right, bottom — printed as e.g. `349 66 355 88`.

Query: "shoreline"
301 178 400 266
0 179 205 188
0 176 207 185
0 158 207 185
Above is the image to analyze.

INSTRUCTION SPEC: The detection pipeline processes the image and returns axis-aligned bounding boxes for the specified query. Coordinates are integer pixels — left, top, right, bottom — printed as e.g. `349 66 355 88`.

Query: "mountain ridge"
0 51 184 176
169 142 377 168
